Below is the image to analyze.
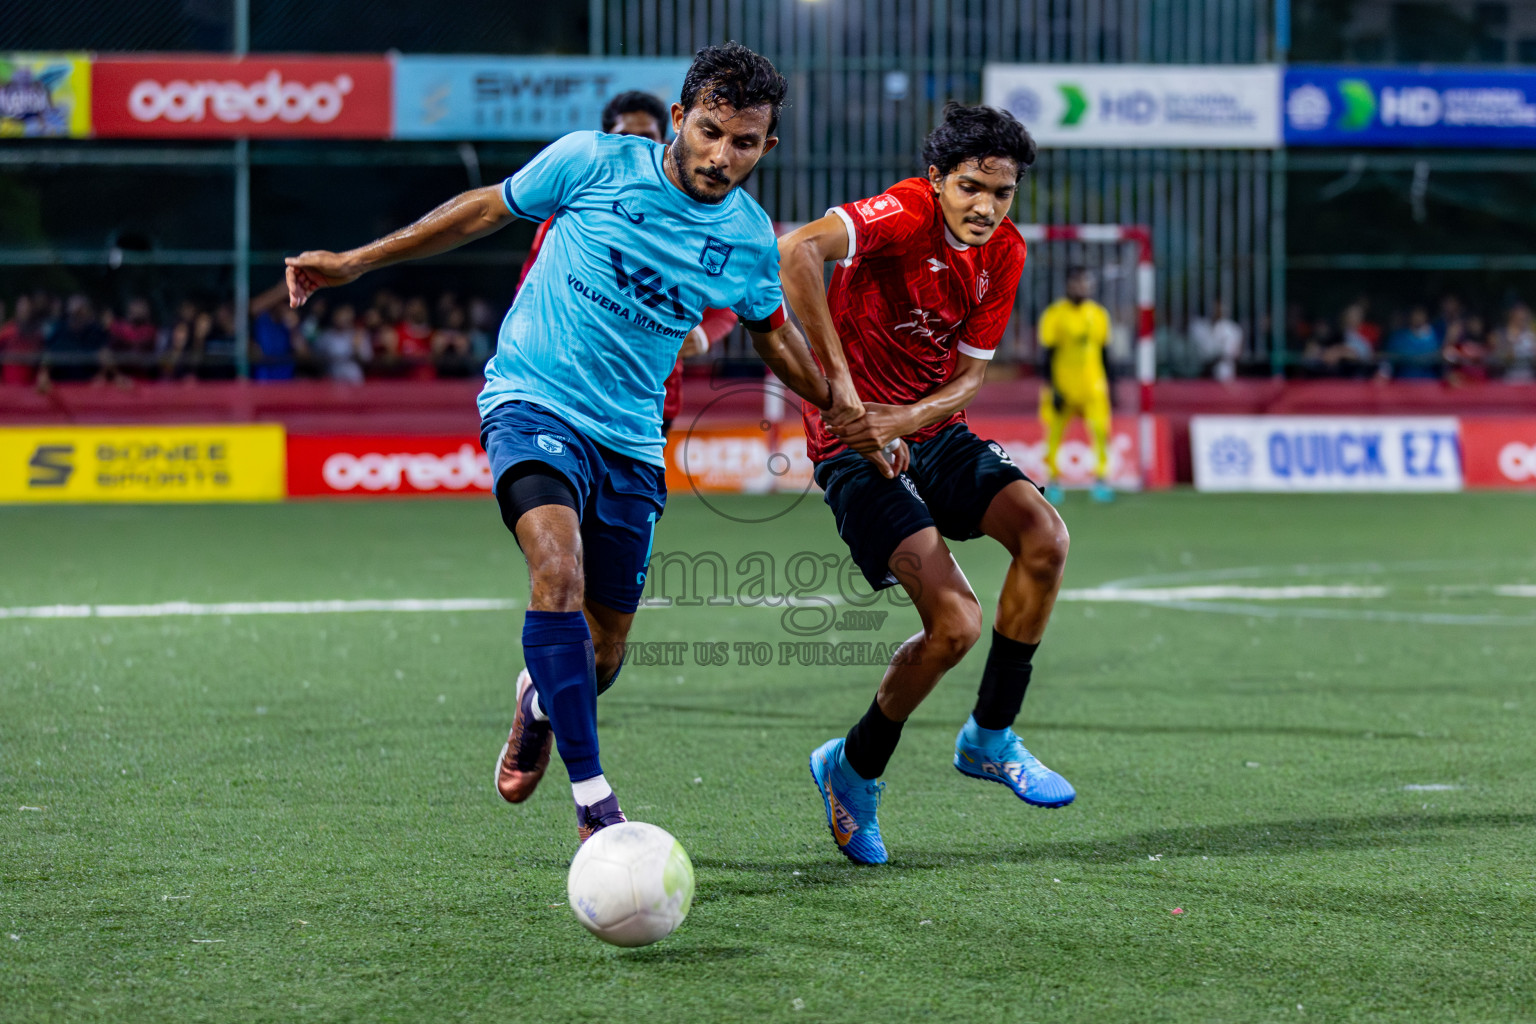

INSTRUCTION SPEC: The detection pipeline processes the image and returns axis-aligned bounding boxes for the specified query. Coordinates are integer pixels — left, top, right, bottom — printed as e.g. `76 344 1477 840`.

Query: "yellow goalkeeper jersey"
1039 298 1111 397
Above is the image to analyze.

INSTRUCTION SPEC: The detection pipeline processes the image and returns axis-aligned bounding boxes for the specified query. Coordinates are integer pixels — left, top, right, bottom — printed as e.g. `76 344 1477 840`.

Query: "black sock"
843 697 905 780
972 630 1039 730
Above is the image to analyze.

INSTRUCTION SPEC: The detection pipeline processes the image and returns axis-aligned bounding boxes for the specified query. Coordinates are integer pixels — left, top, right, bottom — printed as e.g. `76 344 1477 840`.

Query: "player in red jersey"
781 103 1075 864
514 90 735 440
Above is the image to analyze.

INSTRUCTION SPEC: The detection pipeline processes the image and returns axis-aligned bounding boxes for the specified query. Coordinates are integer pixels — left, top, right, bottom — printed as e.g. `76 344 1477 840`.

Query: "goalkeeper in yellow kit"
1038 266 1114 503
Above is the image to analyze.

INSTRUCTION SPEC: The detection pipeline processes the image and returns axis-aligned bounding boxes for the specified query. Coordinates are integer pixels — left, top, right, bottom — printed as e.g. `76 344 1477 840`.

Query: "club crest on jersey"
977 270 991 302
698 237 734 277
536 434 566 456
854 193 904 223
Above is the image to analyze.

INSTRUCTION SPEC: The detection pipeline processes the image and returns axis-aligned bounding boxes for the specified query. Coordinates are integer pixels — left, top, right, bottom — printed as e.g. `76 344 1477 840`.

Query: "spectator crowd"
1293 295 1536 384
0 284 503 389
7 284 1536 389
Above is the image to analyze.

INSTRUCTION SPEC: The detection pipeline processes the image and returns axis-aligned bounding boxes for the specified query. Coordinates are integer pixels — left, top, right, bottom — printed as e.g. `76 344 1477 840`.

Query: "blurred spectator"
1495 303 1536 384
432 302 473 378
1190 299 1243 382
1442 313 1491 385
105 297 159 382
1 295 46 387
316 303 370 384
1336 303 1378 377
1384 305 1440 379
388 295 437 381
1433 294 1464 342
1348 298 1382 349
467 296 497 369
250 281 307 381
42 294 109 385
161 300 202 380
193 303 240 380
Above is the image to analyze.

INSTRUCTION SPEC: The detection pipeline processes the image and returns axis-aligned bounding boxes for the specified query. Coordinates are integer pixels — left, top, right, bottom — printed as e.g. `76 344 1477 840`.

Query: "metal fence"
595 0 1280 368
3 0 1283 373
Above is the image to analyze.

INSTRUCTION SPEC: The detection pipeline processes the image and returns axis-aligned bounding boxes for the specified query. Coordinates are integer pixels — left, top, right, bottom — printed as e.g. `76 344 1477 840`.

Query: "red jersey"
803 177 1026 463
521 215 737 424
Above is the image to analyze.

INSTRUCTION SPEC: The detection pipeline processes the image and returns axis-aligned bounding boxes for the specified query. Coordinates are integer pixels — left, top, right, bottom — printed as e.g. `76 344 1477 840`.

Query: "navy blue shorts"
813 423 1034 590
480 400 666 615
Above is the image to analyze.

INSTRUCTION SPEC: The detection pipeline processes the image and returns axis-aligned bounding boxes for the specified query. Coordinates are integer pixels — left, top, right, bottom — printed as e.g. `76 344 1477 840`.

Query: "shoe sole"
808 752 885 866
953 759 1076 808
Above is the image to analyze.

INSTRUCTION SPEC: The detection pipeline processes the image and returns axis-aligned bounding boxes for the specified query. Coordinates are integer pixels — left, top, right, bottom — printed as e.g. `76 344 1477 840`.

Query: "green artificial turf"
1 492 1533 1023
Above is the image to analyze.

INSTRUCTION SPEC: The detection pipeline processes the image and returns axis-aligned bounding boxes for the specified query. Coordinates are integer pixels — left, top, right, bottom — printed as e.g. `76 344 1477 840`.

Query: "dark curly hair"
679 41 787 135
921 102 1037 182
600 90 669 134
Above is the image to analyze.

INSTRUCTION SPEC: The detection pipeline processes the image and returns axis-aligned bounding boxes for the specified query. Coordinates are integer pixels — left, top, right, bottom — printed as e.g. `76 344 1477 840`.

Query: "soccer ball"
566 821 694 947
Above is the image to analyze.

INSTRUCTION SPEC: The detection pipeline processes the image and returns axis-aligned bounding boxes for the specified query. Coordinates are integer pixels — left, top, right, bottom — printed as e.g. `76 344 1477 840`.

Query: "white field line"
1058 585 1388 602
2 583 1534 622
0 598 518 620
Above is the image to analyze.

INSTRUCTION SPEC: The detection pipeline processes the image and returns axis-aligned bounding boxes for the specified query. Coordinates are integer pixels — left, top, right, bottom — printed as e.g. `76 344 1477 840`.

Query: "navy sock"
522 610 601 782
972 630 1038 730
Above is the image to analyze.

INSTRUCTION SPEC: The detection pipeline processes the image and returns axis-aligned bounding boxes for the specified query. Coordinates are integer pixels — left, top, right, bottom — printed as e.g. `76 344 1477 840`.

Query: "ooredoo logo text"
92 58 391 138
1497 441 1536 482
128 70 354 125
320 445 492 493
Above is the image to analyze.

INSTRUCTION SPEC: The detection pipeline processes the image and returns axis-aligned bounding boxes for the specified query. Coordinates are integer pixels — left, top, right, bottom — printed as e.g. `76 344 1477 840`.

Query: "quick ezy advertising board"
1191 416 1463 492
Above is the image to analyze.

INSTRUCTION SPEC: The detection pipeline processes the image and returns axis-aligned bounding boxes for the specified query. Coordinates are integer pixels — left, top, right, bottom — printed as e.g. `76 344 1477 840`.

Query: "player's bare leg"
583 599 634 696
495 504 624 840
951 480 1076 806
871 527 984 721
809 527 980 864
497 504 581 802
979 480 1069 645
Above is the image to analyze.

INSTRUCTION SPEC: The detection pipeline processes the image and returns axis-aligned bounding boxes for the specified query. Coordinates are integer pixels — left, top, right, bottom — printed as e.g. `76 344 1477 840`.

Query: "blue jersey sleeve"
732 243 788 331
501 131 600 222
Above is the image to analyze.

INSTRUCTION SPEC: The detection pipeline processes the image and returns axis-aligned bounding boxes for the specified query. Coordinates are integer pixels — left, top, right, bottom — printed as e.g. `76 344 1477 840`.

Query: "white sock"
530 696 549 722
571 774 613 806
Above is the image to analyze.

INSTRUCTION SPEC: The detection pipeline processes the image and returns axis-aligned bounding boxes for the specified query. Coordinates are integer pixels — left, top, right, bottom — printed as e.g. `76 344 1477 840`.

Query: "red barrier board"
92 56 391 138
1460 417 1536 488
966 414 1175 490
287 435 488 497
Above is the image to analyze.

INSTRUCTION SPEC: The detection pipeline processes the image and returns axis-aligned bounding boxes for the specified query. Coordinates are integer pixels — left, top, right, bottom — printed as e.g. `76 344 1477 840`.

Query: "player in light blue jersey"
284 43 865 843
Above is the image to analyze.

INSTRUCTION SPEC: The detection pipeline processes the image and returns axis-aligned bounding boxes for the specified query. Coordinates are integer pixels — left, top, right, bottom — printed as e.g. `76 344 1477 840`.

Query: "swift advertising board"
393 55 689 140
1192 416 1462 492
91 56 391 138
1285 66 1536 148
983 64 1282 148
0 54 90 138
0 425 286 503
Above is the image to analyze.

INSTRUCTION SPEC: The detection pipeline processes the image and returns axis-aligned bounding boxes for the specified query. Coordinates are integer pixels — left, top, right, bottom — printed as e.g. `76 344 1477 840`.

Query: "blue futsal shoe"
1090 479 1116 503
808 739 888 865
953 718 1076 808
1043 483 1065 505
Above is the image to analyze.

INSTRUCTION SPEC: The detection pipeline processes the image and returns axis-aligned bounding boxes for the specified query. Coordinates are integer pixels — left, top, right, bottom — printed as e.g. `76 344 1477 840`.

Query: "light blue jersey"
479 131 786 467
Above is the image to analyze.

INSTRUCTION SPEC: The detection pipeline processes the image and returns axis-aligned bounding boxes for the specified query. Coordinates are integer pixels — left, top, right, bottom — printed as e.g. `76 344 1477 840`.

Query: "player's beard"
668 136 746 204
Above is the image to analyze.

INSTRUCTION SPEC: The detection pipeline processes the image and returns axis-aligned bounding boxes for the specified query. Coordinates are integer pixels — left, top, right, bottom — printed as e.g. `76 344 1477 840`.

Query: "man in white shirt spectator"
1190 299 1243 381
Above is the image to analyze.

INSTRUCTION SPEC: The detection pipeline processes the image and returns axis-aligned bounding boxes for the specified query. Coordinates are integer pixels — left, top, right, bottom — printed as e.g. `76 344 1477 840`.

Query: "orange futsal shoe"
495 669 553 803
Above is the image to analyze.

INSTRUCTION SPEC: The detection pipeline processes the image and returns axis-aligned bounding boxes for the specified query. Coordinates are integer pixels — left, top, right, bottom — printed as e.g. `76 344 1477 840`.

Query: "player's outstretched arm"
777 216 865 427
284 185 515 307
749 320 832 411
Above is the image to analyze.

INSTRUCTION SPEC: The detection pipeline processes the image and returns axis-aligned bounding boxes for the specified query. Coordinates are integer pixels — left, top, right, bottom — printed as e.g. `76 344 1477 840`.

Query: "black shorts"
813 423 1034 590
